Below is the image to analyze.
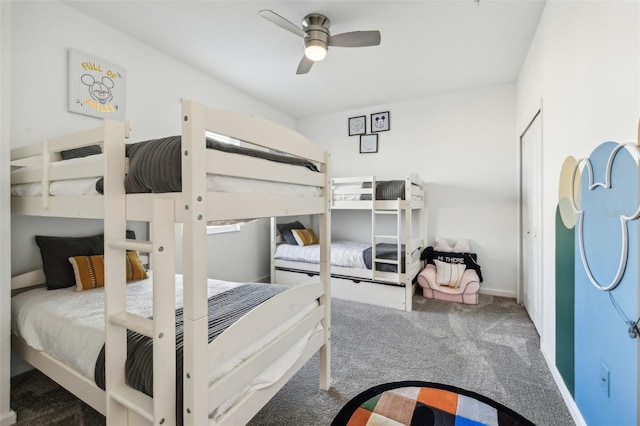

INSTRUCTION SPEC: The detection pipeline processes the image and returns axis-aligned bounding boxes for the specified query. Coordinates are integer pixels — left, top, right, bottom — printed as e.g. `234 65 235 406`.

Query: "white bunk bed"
9 100 331 426
272 175 424 312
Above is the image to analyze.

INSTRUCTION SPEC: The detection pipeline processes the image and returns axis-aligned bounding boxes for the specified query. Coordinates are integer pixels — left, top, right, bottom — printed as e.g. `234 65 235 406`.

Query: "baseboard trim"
479 287 517 298
0 410 17 426
255 274 271 283
10 358 32 377
540 345 586 426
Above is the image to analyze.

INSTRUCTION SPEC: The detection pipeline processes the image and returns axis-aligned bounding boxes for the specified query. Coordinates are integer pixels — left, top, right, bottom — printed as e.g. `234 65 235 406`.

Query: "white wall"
517 0 639 421
0 1 17 423
9 1 295 284
299 84 518 297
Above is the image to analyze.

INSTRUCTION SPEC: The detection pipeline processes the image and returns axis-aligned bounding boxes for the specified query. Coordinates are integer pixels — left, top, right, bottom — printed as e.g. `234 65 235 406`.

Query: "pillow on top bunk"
68 252 148 291
36 230 137 290
291 229 319 246
276 221 305 245
434 259 467 288
60 145 101 160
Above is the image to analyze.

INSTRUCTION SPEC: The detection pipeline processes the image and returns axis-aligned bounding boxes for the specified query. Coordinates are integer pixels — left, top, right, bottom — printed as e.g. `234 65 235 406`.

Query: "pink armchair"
417 264 480 304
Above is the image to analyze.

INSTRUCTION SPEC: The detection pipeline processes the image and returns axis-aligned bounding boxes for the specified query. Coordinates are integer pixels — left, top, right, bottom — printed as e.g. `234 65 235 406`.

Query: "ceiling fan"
259 9 382 75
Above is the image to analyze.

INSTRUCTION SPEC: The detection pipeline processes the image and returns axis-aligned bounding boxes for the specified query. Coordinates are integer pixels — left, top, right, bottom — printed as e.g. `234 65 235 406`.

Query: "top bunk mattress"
332 180 421 201
11 136 321 197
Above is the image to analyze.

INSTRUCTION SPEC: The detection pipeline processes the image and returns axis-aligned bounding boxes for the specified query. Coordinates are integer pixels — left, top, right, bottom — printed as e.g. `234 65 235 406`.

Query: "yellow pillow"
68 252 148 291
291 228 319 246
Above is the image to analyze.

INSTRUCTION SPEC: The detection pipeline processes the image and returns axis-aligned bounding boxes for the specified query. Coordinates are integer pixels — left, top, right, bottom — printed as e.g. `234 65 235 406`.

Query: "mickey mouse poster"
370 111 390 132
68 49 125 120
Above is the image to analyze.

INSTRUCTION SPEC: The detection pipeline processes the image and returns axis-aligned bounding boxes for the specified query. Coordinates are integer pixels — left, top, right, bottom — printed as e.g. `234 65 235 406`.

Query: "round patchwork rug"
331 381 536 426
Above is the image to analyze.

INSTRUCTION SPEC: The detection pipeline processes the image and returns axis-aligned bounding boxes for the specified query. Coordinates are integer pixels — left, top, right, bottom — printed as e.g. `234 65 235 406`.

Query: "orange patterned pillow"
68 252 148 291
291 228 319 246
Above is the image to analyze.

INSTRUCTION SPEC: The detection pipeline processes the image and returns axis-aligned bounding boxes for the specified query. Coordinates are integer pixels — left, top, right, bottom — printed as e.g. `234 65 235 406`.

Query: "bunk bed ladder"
371 191 402 284
104 198 176 426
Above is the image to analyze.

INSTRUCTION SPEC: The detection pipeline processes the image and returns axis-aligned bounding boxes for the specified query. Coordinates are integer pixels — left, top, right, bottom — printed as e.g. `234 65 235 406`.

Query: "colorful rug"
331 381 536 426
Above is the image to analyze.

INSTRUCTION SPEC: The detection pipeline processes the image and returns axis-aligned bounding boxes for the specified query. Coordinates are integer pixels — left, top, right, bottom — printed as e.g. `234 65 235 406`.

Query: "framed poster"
360 134 378 153
349 115 366 136
371 111 390 132
68 49 126 120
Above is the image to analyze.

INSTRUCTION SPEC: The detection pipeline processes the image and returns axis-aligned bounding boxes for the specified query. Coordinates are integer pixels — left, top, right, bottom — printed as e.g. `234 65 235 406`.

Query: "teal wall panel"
555 205 575 397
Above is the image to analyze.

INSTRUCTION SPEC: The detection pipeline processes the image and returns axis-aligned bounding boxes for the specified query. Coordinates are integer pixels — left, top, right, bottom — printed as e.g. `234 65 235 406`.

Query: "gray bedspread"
94 283 286 425
362 243 406 273
95 136 318 194
361 180 406 200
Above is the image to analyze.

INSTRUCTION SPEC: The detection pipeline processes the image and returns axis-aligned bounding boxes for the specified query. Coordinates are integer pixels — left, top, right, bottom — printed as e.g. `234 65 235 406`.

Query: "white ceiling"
65 0 546 119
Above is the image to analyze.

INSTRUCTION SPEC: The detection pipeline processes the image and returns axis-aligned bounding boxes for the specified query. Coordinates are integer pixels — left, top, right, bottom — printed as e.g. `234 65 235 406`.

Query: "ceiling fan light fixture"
304 40 327 61
305 45 327 61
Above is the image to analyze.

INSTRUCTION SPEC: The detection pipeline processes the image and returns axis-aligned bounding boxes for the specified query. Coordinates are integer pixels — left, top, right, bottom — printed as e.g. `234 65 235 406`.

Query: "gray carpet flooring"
10 294 574 425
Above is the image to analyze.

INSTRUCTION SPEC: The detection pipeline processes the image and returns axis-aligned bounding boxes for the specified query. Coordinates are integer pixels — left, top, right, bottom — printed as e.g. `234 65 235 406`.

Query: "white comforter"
11 273 241 380
12 272 320 423
274 240 369 269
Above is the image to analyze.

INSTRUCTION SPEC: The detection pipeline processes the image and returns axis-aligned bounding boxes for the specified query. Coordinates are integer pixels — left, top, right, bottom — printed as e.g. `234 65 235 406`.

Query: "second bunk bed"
10 100 331 426
272 175 425 311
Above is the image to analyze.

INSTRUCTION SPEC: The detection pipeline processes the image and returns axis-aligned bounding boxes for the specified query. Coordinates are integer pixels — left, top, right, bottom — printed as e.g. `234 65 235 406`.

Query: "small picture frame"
360 134 378 154
371 111 390 133
348 115 366 136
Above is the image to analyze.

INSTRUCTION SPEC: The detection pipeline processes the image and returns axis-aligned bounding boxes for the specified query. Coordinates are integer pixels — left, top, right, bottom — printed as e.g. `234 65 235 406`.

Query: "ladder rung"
109 312 153 337
375 258 399 265
109 238 153 253
110 383 153 422
374 234 399 240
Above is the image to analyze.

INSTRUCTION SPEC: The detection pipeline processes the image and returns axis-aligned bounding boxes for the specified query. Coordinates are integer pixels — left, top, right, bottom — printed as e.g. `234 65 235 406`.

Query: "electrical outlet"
600 364 610 397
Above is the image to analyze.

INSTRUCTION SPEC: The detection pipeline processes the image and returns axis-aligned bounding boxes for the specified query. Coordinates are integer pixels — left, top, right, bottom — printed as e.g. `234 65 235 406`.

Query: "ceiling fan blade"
259 10 307 39
296 56 314 75
329 31 381 47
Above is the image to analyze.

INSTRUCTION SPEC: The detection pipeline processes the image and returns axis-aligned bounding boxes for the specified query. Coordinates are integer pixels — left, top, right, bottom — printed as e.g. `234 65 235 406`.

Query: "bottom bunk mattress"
11 272 320 424
274 241 406 273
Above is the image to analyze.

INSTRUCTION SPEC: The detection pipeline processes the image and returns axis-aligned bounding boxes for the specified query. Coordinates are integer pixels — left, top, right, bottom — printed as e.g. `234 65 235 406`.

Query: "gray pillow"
276 221 305 245
60 145 101 160
36 230 137 290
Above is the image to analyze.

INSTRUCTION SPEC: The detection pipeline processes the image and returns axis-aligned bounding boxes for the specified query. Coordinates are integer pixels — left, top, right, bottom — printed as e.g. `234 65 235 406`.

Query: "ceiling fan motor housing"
303 13 331 52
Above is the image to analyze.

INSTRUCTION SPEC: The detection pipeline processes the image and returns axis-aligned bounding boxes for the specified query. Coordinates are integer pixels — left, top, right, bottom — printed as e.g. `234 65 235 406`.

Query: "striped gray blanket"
361 180 406 200
94 283 286 425
96 136 318 194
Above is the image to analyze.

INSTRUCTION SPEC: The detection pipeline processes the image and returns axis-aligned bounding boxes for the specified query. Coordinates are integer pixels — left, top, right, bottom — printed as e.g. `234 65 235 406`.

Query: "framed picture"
360 134 378 154
371 111 390 133
348 115 366 136
68 49 126 120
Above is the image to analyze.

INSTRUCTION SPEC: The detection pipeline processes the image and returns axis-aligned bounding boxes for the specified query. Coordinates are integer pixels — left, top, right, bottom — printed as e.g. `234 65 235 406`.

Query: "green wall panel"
555 205 575 396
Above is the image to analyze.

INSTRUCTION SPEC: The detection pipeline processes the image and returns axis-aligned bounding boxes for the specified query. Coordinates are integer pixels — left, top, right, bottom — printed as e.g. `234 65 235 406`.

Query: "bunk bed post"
319 152 331 391
404 175 413 312
180 100 209 426
151 198 177 426
270 217 277 284
370 176 376 281
102 119 129 425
